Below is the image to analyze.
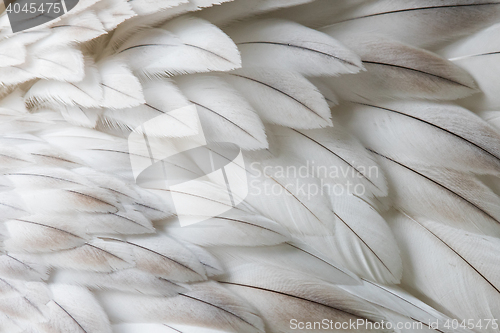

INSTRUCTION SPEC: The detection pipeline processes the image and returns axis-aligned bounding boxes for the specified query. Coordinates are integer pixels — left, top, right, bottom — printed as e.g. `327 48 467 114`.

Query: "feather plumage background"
0 0 499 332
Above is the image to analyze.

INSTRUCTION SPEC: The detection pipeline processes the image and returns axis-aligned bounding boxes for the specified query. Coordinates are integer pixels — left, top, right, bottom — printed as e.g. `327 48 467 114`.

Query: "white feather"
211 242 359 286
198 0 315 26
100 236 208 282
372 151 500 237
91 0 136 31
0 44 84 87
325 0 500 48
227 19 362 76
440 23 500 112
48 10 107 44
340 280 472 333
220 264 390 333
328 194 402 284
100 79 198 138
42 284 112 333
41 238 135 272
97 58 145 109
117 17 240 77
175 75 268 150
269 125 387 198
52 268 186 296
26 58 102 109
389 212 500 332
4 215 89 253
340 101 500 176
167 210 291 247
322 33 478 102
98 282 265 333
222 68 333 129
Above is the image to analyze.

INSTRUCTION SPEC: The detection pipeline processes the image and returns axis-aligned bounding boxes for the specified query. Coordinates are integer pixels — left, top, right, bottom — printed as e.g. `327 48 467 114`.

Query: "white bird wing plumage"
0 0 499 333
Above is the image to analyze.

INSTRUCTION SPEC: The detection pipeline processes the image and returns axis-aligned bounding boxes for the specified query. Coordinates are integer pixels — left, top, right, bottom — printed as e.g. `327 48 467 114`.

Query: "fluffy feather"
0 44 84 86
99 79 198 138
97 58 145 109
117 17 241 77
91 0 136 31
48 11 107 44
26 58 101 109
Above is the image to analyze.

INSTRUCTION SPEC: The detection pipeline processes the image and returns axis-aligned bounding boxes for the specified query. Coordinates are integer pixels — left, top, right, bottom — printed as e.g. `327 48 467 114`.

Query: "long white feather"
340 101 500 176
42 284 112 333
269 125 387 198
211 242 360 286
100 79 198 138
226 19 362 76
325 0 500 48
341 280 473 333
167 210 291 247
175 75 268 150
99 236 209 282
322 33 478 102
0 44 84 87
53 268 186 297
439 23 500 112
98 282 265 333
222 69 333 129
269 0 372 29
198 0 315 26
40 238 135 272
328 194 402 284
220 264 391 333
371 151 500 237
97 58 145 109
4 215 89 253
26 58 102 109
117 17 240 77
389 212 500 332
